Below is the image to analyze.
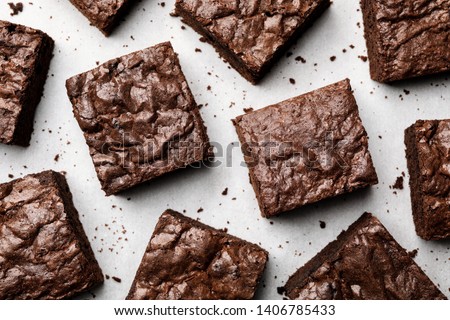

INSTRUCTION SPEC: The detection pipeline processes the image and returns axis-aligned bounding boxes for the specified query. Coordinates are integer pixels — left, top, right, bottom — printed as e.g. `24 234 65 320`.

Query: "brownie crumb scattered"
403 89 410 95
105 275 110 280
392 176 404 190
221 188 228 196
330 56 336 62
195 48 202 53
408 249 419 258
197 207 203 213
277 286 286 295
358 55 368 62
54 154 60 162
319 221 326 229
112 276 122 283
8 174 14 179
289 78 296 85
8 2 23 16
295 56 306 63
243 107 254 113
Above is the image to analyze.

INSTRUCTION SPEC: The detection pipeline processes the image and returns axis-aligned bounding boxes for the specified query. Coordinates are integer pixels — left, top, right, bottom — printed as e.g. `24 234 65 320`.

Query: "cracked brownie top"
126 209 268 300
233 79 378 217
0 171 103 299
66 42 211 195
361 0 450 82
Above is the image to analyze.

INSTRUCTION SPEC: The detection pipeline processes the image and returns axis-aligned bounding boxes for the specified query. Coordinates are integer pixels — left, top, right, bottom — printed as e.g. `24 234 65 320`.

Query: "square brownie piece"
69 0 134 35
0 21 54 146
126 209 268 300
284 213 447 300
174 0 330 84
0 171 103 299
361 0 450 82
233 79 378 218
405 120 450 240
66 42 212 195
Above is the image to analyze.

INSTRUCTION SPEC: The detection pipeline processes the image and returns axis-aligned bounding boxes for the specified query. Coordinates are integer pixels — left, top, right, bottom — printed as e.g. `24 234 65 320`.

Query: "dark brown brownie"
174 0 331 84
0 171 104 299
0 21 54 146
126 209 268 300
66 42 212 196
361 0 450 82
405 120 450 240
284 213 447 300
69 0 135 36
233 79 378 218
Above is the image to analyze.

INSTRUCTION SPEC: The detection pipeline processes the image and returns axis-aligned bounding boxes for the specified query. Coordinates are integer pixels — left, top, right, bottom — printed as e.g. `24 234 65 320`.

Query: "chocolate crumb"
105 275 110 280
160 2 165 7
392 176 404 190
222 188 228 196
289 78 296 85
197 207 204 213
330 56 336 62
319 221 326 229
112 276 122 283
243 107 254 113
199 37 207 43
403 89 410 95
277 286 286 295
195 48 202 53
8 174 14 179
8 2 23 16
358 55 368 62
408 249 418 258
295 56 306 63
54 154 60 162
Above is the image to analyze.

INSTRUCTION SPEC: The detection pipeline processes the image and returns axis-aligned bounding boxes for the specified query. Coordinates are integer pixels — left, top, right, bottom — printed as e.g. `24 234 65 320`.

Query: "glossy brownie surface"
0 20 54 146
0 171 103 299
405 120 450 240
127 210 268 300
66 42 212 195
361 0 450 82
234 79 378 217
284 213 447 300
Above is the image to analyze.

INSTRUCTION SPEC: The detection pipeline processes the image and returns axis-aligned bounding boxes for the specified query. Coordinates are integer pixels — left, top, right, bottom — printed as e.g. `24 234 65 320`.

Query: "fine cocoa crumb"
243 107 254 113
54 154 60 162
408 249 418 258
197 207 204 213
392 176 404 190
112 276 122 283
319 221 326 229
195 48 202 53
403 89 410 95
222 188 228 196
8 174 14 179
358 55 368 62
289 78 296 84
8 2 23 16
330 56 336 62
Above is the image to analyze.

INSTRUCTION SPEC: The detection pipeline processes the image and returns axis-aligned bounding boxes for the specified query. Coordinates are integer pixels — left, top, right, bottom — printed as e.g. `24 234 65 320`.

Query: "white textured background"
0 0 448 299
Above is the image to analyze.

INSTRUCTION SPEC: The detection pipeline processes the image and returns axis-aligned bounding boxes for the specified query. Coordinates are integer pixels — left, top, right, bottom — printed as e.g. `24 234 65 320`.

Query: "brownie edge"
405 120 450 240
0 171 103 299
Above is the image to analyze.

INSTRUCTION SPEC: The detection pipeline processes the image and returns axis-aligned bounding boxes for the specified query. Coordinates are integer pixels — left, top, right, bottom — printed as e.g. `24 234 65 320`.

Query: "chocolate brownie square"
126 209 268 300
174 0 331 84
284 212 447 300
233 79 378 218
0 21 54 146
66 42 212 195
69 0 135 36
405 120 450 240
361 0 450 82
0 171 103 299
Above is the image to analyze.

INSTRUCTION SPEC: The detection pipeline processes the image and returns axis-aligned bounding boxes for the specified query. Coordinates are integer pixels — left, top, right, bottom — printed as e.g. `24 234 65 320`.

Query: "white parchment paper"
0 0 448 299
